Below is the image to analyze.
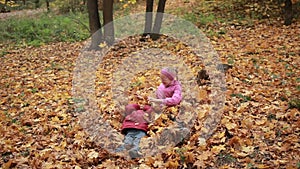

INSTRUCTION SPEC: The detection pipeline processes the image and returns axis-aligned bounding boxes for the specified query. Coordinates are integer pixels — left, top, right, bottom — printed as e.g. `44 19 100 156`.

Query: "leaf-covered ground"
1 2 300 169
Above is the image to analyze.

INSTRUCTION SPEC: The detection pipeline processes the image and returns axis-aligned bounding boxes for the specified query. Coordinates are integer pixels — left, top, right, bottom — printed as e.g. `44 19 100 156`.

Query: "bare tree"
151 0 166 40
34 0 40 8
46 0 50 11
284 0 293 25
103 0 114 45
143 0 167 40
87 0 102 50
86 0 115 49
144 0 154 36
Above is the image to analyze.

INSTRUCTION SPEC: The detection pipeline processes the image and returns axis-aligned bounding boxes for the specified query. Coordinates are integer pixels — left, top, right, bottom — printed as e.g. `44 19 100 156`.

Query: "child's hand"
143 113 152 123
148 97 163 104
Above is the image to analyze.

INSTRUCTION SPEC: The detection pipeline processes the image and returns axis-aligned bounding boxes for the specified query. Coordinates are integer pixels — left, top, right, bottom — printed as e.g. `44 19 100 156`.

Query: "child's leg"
115 131 135 152
130 130 146 151
128 130 146 158
123 131 135 149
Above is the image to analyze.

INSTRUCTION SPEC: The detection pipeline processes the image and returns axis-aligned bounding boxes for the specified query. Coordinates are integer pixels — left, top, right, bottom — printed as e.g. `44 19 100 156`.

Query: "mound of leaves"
1 18 299 169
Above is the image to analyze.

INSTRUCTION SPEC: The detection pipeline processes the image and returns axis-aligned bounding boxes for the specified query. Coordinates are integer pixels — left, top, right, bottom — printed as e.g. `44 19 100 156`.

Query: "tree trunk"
284 0 293 25
46 0 50 11
103 0 114 45
87 0 102 50
151 0 166 40
143 0 154 36
34 0 40 8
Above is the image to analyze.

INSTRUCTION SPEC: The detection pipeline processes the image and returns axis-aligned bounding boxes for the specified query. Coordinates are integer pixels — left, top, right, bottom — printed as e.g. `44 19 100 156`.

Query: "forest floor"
0 0 299 168
0 8 45 20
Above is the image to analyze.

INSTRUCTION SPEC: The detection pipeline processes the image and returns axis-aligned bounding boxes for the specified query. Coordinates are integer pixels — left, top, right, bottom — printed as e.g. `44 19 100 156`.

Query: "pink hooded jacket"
156 80 182 106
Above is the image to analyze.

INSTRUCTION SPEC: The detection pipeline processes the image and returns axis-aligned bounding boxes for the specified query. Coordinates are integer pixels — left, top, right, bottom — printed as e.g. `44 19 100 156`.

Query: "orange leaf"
2 160 12 169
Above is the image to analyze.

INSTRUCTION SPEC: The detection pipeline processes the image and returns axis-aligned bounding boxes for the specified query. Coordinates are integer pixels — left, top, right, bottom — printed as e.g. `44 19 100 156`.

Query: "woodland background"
0 0 299 168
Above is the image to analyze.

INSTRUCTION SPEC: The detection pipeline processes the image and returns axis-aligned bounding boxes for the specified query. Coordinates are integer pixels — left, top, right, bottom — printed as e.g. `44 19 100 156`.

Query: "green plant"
31 88 39 93
0 49 8 57
183 12 198 23
199 13 215 25
230 93 251 102
247 163 254 169
52 0 86 14
267 114 276 121
288 99 300 110
0 12 89 47
175 148 187 163
217 152 236 166
227 55 235 65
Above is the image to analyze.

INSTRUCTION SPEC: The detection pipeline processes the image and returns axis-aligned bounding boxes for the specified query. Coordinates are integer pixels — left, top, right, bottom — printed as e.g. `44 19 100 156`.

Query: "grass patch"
183 12 216 26
288 99 300 110
231 93 251 103
0 12 90 47
217 152 236 166
0 49 8 57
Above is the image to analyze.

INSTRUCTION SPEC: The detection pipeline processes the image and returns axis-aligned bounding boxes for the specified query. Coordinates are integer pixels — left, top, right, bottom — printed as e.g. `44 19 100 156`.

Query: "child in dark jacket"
116 104 153 158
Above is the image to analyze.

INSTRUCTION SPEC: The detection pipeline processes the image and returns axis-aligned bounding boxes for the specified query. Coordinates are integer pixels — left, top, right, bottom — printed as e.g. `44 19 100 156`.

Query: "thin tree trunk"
144 0 154 36
284 0 293 25
103 0 114 45
46 0 50 12
34 0 40 8
87 0 102 50
151 0 166 40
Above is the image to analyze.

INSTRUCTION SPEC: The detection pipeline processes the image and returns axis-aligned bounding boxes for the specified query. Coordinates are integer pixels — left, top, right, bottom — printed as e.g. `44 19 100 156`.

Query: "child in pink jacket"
149 67 182 106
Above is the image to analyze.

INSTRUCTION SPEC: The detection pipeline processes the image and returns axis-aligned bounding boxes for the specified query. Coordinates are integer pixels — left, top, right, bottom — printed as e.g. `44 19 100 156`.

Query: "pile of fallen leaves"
1 9 300 169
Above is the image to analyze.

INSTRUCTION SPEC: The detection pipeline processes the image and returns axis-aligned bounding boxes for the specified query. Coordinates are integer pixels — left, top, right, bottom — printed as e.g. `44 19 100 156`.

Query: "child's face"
160 73 172 87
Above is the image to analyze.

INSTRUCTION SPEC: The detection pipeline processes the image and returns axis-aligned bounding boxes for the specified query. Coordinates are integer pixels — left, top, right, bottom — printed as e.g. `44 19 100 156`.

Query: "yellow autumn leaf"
255 117 267 125
235 152 248 158
198 137 206 146
138 76 146 83
225 121 237 130
2 160 12 169
42 162 55 169
198 89 208 100
153 160 164 168
224 35 232 41
138 164 151 169
236 102 249 114
241 146 254 153
51 116 60 123
256 164 269 169
242 118 254 129
211 144 226 154
216 131 226 139
165 160 179 169
99 42 107 48
88 151 99 159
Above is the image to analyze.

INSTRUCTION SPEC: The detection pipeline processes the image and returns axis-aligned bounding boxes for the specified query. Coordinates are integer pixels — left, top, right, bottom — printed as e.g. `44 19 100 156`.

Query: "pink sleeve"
156 84 166 99
163 85 182 106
